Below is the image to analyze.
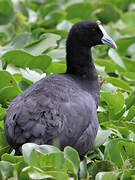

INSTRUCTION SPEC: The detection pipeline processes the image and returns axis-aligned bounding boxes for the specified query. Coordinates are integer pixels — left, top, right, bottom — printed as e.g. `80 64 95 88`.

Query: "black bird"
4 20 117 157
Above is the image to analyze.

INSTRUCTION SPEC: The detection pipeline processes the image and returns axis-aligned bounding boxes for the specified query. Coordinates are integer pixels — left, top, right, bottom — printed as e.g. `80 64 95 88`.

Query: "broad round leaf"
95 171 119 180
64 146 80 173
2 50 52 73
0 0 14 25
101 91 125 114
104 139 135 168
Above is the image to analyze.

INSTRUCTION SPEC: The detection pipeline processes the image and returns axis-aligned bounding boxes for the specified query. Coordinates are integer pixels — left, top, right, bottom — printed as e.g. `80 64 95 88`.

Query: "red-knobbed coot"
4 20 117 157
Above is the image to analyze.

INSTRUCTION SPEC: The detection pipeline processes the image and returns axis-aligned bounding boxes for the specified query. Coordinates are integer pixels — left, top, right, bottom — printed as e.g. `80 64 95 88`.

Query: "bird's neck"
66 41 97 79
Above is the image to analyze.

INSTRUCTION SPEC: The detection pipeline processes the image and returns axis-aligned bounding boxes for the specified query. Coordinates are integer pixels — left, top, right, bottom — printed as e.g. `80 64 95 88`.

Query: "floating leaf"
122 57 135 72
0 105 6 121
92 160 118 180
46 62 66 74
23 166 68 180
104 77 132 91
116 36 135 55
2 50 52 73
0 70 20 90
0 33 31 57
44 10 66 28
108 49 125 69
121 12 135 28
39 3 58 19
0 161 13 179
94 128 112 148
95 171 119 180
101 91 125 114
95 3 120 24
104 139 135 168
125 106 135 121
0 132 10 158
64 146 80 173
22 143 60 164
1 153 24 164
94 59 125 73
24 33 61 56
123 72 135 81
29 150 65 170
65 2 93 20
125 91 135 109
0 71 21 104
0 0 14 25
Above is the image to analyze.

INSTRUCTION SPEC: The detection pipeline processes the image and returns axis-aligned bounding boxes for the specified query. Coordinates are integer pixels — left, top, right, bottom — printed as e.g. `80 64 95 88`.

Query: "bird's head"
68 20 117 49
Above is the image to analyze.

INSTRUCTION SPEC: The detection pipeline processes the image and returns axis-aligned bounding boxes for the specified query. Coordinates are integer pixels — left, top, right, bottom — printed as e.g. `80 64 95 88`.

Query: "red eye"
92 28 96 32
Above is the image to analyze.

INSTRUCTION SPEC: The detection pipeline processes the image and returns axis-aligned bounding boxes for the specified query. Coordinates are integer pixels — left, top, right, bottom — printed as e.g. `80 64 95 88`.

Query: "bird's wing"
4 75 98 155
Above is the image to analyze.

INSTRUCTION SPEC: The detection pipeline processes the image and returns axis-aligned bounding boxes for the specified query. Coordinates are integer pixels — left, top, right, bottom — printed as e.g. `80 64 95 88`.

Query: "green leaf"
57 20 73 31
95 171 119 180
98 111 109 123
0 24 14 43
116 36 135 55
101 91 125 114
23 145 77 179
0 0 14 25
44 171 69 180
101 121 135 136
108 49 125 69
29 150 65 170
65 2 93 20
92 160 118 180
125 91 135 109
22 166 54 180
44 10 66 28
1 153 24 164
94 128 112 148
22 143 60 164
79 159 87 179
37 145 60 154
23 166 69 180
0 105 6 121
0 70 20 90
94 59 125 73
121 12 135 28
2 50 52 73
0 33 31 57
39 3 58 19
64 146 80 173
22 143 39 164
111 0 132 11
104 139 135 168
24 33 61 56
121 121 135 133
119 169 135 180
47 48 65 60
122 57 135 72
123 72 135 81
0 132 10 158
16 1 29 18
104 77 132 92
64 158 77 179
127 43 135 58
95 3 120 24
125 106 135 121
46 62 66 74
0 86 21 105
0 161 13 179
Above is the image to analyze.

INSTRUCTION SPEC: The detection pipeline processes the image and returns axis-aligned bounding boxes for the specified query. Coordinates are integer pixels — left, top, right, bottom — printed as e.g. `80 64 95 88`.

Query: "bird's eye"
92 28 96 32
